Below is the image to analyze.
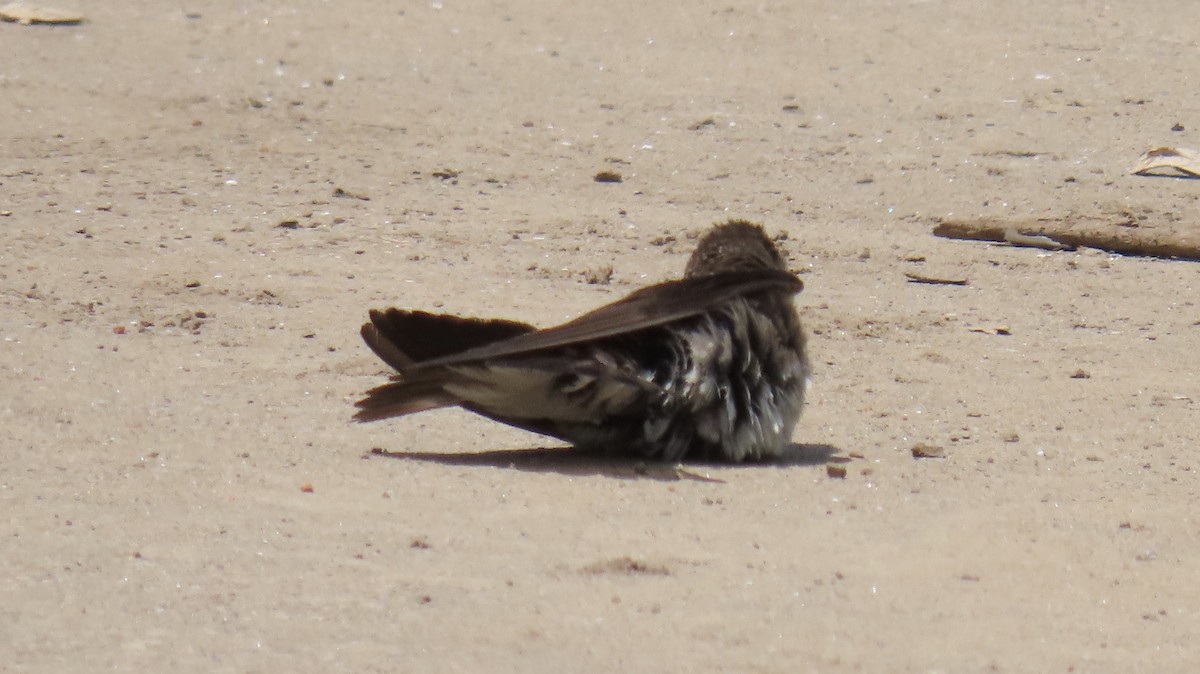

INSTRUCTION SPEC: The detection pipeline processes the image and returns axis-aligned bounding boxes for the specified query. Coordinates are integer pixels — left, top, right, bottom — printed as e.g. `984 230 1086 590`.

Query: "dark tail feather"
361 322 417 371
356 309 538 422
363 309 536 371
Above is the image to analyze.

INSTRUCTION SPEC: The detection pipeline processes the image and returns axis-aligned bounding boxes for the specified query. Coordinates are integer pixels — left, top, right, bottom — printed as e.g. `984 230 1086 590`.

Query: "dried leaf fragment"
905 272 968 286
0 1 83 24
1130 147 1200 178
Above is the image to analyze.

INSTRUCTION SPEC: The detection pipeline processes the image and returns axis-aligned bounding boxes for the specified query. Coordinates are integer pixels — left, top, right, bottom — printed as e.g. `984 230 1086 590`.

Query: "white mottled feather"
443 364 645 423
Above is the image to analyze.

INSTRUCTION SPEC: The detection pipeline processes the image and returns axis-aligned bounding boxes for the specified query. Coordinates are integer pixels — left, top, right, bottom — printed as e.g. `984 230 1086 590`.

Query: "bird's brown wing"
361 310 536 371
411 269 803 370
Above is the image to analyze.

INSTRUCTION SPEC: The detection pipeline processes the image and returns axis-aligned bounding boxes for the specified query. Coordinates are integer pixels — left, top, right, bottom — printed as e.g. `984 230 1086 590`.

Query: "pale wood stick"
932 217 1200 262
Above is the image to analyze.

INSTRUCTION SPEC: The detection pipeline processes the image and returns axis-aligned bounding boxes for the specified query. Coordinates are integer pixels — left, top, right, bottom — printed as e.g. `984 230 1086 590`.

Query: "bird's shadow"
365 442 840 481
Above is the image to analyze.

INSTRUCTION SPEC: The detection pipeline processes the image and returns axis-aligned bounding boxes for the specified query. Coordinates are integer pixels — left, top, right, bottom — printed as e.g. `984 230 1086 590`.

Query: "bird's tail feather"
362 309 535 371
356 309 538 422
353 372 460 422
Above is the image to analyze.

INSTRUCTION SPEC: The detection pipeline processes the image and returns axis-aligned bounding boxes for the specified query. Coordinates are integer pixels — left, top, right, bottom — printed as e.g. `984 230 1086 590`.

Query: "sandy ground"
3 1 1200 671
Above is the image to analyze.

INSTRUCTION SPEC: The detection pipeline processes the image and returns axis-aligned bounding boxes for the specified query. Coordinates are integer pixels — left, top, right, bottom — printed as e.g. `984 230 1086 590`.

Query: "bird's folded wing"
362 310 536 371
414 269 803 369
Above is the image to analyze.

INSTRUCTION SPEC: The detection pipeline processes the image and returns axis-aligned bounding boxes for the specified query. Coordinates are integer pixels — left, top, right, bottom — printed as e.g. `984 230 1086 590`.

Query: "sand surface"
3 1 1199 671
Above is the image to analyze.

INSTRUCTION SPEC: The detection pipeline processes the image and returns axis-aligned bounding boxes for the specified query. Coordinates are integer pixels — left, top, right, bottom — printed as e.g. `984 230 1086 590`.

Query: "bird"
354 219 810 463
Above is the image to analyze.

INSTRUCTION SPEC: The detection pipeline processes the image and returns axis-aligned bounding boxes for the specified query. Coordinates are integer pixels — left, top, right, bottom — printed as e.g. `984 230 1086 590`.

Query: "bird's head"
685 220 788 277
